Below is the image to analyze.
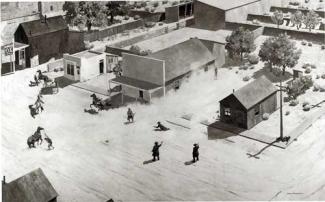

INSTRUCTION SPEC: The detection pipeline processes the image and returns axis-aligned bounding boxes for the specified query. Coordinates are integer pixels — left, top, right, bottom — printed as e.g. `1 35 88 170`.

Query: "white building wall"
80 54 106 82
63 54 81 81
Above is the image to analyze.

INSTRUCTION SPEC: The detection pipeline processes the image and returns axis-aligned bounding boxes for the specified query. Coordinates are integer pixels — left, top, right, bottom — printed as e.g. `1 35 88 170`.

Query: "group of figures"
27 126 54 150
27 70 55 151
126 108 199 163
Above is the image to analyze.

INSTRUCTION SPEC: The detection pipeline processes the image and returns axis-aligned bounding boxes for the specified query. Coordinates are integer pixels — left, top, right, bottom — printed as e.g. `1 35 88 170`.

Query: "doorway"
99 59 104 74
139 90 144 99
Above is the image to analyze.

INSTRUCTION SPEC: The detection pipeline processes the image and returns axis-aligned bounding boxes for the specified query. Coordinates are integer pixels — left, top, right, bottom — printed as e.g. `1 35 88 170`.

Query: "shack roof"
3 168 58 202
221 76 277 110
197 0 261 11
19 15 67 37
149 38 215 82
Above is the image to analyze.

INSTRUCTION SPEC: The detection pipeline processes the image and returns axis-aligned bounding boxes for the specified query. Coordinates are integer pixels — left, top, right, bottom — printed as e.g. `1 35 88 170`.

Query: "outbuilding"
14 15 68 67
63 50 108 82
219 76 278 129
2 168 58 202
194 0 270 30
111 38 215 103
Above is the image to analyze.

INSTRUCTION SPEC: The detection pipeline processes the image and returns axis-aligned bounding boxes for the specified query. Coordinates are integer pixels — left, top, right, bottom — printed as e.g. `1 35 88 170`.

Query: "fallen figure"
84 108 99 115
154 121 170 131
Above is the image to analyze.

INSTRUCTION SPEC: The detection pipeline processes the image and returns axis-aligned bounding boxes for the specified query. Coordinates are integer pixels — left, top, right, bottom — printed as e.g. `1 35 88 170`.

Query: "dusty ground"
1 53 325 201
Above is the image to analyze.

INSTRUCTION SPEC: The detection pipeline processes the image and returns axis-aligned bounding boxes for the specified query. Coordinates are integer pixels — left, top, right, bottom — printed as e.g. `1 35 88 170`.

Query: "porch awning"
111 76 162 92
14 42 29 50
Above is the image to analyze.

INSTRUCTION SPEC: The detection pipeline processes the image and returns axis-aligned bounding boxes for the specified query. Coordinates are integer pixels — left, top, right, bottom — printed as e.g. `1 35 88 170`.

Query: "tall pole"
279 78 283 140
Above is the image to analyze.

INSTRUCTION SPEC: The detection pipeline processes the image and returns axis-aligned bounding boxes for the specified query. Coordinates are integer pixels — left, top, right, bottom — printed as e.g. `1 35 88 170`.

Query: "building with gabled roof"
193 0 270 30
14 15 68 67
111 38 216 103
219 76 278 129
2 168 58 202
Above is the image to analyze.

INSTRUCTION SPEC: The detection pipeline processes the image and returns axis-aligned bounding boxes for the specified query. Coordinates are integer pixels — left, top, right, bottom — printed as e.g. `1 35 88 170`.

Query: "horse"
27 133 43 148
37 70 52 85
90 93 104 110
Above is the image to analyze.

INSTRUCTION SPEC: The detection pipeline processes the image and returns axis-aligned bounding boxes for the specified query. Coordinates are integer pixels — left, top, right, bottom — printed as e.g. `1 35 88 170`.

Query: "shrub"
301 41 307 45
321 0 323 2
60 67 64 71
303 104 311 111
144 21 156 28
141 2 147 7
311 64 316 69
289 99 299 106
243 76 250 81
158 22 163 26
135 3 142 8
248 54 259 64
285 111 290 116
302 63 310 69
313 85 320 91
320 86 325 92
322 74 325 79
321 45 325 50
145 6 150 12
124 15 130 20
153 2 159 7
302 101 310 107
236 71 239 74
305 68 311 74
308 42 312 47
316 75 320 79
53 68 58 72
262 113 270 120
134 15 141 20
289 1 300 6
162 0 168 4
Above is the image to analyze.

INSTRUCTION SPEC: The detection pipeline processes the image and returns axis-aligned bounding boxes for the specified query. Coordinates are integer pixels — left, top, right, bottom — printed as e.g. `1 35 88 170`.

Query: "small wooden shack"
219 76 278 129
2 168 58 202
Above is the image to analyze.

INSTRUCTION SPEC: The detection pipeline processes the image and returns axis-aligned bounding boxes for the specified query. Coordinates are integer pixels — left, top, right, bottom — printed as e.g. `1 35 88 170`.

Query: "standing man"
127 108 134 123
152 141 163 161
44 133 54 150
192 143 199 162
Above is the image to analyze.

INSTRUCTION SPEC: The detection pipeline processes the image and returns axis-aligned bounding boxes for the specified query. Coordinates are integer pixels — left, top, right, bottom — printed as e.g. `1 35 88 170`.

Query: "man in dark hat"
152 141 163 161
127 108 134 123
192 143 199 162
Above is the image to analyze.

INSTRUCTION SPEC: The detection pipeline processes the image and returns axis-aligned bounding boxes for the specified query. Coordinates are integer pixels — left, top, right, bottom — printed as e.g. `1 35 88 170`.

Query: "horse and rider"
90 93 111 110
27 127 54 150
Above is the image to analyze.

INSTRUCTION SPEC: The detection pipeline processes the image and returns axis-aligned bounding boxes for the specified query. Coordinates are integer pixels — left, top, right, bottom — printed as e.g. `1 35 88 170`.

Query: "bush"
243 76 251 81
144 21 156 28
289 1 300 6
302 63 310 69
289 99 299 106
305 68 311 74
124 15 130 20
158 22 163 26
321 0 323 2
308 42 312 47
302 101 310 107
248 54 259 64
134 15 140 20
162 0 168 4
145 6 150 12
301 41 307 45
303 104 311 111
135 3 142 8
53 68 58 72
141 2 147 7
320 86 325 92
316 75 320 79
322 74 325 79
153 2 159 7
236 71 239 74
321 45 325 50
285 111 290 116
262 113 270 120
311 64 316 69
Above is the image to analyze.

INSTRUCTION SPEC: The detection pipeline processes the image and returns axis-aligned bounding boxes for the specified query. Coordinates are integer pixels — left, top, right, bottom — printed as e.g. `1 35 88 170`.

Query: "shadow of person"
153 128 162 131
124 121 133 125
84 108 98 115
184 160 195 166
143 159 155 165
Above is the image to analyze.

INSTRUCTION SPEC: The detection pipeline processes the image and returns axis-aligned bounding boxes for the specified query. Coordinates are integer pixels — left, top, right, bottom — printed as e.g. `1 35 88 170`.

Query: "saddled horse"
27 133 43 148
90 93 108 110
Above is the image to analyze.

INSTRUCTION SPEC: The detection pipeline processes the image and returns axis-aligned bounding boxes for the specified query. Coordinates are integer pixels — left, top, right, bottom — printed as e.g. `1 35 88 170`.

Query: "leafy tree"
104 1 128 24
62 2 77 25
271 10 284 28
259 34 301 72
303 10 320 32
290 10 304 30
225 27 256 61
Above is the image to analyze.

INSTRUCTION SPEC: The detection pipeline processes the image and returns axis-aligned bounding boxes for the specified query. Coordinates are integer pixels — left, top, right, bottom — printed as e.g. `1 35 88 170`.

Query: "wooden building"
219 76 277 129
111 38 216 103
14 15 68 68
2 168 58 202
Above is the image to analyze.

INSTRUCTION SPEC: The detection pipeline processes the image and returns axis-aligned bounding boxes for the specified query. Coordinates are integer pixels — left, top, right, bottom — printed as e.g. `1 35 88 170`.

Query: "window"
67 63 74 76
225 108 231 116
174 80 180 90
20 50 25 59
254 105 260 116
50 5 53 11
77 66 80 75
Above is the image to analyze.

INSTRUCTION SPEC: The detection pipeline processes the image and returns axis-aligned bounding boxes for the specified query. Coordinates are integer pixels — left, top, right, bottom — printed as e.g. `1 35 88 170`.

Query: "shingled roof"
233 76 277 110
149 38 215 82
19 15 67 37
197 0 261 11
3 168 58 202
